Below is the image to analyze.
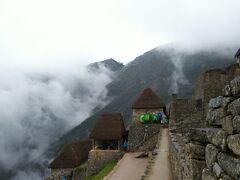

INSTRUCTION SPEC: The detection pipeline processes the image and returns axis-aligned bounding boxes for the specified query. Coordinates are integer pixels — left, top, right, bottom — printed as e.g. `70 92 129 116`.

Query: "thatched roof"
132 88 165 109
235 48 240 58
49 139 92 169
89 113 126 140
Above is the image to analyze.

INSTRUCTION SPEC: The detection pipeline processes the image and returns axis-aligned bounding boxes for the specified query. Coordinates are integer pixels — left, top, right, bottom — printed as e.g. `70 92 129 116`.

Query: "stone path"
104 152 148 180
146 128 173 180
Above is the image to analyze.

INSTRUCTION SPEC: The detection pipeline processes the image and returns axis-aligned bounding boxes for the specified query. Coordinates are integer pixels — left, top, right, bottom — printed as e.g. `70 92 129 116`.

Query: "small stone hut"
48 139 92 179
132 88 165 124
235 48 240 66
89 113 126 150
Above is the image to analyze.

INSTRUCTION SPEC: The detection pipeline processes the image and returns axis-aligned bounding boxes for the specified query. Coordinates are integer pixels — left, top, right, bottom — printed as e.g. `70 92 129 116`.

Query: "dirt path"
147 128 173 180
104 152 148 180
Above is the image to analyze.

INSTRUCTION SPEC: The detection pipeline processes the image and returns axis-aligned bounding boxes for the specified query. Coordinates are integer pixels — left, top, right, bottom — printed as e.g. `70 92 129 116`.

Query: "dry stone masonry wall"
169 129 206 180
170 96 204 133
169 61 240 180
202 76 240 180
128 124 161 152
87 150 123 176
169 76 240 180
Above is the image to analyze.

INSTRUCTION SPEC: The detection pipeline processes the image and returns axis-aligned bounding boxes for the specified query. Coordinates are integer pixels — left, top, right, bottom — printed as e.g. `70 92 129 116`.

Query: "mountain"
48 46 236 158
87 58 124 73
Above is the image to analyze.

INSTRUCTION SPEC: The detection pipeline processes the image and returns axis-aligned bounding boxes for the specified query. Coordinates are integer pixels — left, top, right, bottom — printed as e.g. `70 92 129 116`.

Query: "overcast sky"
0 0 240 69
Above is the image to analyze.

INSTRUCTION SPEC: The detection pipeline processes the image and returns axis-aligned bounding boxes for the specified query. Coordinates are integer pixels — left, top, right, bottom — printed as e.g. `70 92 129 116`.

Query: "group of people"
139 112 168 124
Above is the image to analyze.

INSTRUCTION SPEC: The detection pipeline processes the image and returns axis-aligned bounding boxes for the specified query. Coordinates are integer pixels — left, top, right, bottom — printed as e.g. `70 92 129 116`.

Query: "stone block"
213 162 222 178
222 115 233 135
207 129 226 150
222 84 232 97
228 98 240 116
217 152 240 178
209 96 223 109
209 96 233 109
206 108 226 126
185 143 205 160
221 97 234 109
190 159 206 180
205 144 220 170
227 134 240 156
230 76 240 97
222 174 234 180
202 168 217 180
233 115 240 133
187 128 208 144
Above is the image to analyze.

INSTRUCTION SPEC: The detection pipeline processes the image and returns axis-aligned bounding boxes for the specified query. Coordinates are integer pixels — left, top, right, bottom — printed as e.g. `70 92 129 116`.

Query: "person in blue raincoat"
157 112 162 123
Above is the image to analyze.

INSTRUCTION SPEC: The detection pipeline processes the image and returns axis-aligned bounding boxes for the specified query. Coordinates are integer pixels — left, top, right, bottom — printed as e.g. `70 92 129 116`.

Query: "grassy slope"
85 160 117 180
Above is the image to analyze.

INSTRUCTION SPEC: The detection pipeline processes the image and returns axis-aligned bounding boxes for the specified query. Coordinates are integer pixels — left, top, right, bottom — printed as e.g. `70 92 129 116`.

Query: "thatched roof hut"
89 113 126 141
132 88 165 109
49 139 92 169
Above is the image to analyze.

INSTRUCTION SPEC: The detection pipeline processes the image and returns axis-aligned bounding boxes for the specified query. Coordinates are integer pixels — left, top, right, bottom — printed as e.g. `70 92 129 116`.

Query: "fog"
0 64 113 179
168 56 189 94
1 0 240 179
1 0 240 65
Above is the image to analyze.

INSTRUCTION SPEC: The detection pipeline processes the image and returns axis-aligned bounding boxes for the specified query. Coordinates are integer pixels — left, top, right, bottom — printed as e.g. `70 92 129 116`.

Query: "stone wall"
202 76 240 180
169 76 240 180
132 108 163 124
192 64 240 118
169 62 240 180
169 130 206 180
87 150 123 176
128 124 161 151
170 63 240 132
170 95 204 133
48 168 73 180
72 163 88 180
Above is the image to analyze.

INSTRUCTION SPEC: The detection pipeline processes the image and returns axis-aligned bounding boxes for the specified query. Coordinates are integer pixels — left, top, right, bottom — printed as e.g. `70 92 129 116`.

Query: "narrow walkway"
104 152 148 180
147 128 173 180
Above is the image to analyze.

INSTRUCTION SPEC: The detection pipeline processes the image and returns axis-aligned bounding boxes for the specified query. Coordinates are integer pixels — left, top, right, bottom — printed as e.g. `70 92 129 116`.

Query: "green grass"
85 160 118 180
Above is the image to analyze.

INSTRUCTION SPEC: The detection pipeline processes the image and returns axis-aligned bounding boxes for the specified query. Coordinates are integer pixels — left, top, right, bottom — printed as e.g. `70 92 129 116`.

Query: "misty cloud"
0 64 113 179
1 0 240 65
168 55 189 94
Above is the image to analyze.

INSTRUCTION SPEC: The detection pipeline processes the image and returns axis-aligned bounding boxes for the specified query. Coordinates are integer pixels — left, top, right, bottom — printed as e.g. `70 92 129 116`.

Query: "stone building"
169 95 204 133
48 139 92 180
132 88 165 124
128 88 165 151
235 48 240 65
87 113 125 176
192 62 240 119
170 50 240 131
89 113 126 150
169 49 240 180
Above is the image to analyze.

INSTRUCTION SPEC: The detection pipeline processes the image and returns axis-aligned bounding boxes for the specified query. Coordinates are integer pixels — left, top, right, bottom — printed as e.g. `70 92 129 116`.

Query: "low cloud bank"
0 64 113 179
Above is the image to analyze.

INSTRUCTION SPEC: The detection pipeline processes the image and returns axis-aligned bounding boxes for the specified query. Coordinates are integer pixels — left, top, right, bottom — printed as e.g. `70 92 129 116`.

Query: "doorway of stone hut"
101 140 118 150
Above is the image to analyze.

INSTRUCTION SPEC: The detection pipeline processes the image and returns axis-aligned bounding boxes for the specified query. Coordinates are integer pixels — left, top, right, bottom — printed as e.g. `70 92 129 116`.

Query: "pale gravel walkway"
104 152 148 180
147 128 173 180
